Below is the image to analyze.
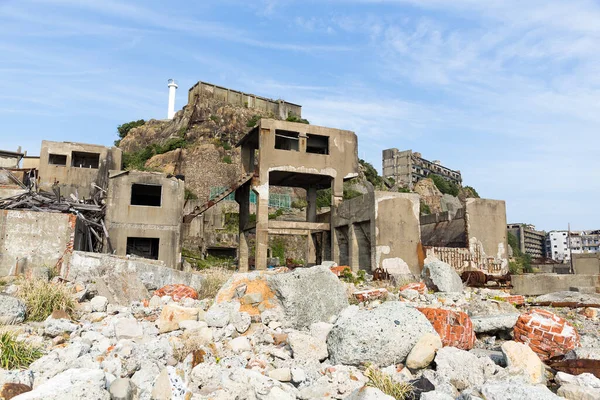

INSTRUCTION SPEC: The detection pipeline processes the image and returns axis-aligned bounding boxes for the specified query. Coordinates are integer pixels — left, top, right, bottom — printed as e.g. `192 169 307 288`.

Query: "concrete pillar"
306 186 317 223
349 224 360 272
330 180 343 265
254 183 269 270
307 233 317 265
235 183 251 271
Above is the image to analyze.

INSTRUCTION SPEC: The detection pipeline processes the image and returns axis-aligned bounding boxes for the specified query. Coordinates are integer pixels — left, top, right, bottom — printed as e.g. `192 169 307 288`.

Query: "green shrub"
463 185 480 198
122 137 187 170
359 159 384 188
117 119 145 140
247 115 262 127
430 175 459 196
185 188 198 200
210 115 220 123
224 212 239 233
397 186 411 193
291 199 308 209
365 365 413 399
341 268 366 285
420 201 431 215
0 332 43 370
316 188 332 208
268 208 284 220
285 113 309 124
18 279 75 322
271 237 286 265
222 155 233 164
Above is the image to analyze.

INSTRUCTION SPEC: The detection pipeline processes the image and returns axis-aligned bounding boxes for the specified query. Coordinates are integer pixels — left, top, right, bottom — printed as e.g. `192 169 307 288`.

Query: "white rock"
555 372 600 389
434 347 502 391
501 341 546 384
232 312 251 334
480 382 562 399
290 367 306 383
557 383 600 400
178 320 207 331
288 331 328 361
156 304 201 334
268 368 291 382
406 332 442 370
420 392 455 400
109 377 135 400
0 295 27 324
44 316 77 337
114 318 143 340
346 386 396 400
228 336 252 353
13 368 109 399
90 296 108 312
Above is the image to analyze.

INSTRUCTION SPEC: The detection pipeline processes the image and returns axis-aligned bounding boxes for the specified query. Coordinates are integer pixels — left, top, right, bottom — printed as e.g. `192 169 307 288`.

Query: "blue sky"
1 0 599 231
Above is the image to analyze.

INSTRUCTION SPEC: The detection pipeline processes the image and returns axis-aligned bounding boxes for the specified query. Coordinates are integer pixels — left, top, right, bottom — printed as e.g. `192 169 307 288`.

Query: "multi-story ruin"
382 148 462 189
507 223 546 259
236 118 359 270
38 140 122 199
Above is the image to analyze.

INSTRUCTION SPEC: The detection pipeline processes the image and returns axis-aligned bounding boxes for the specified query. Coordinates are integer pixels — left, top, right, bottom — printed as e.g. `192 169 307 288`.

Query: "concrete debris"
421 260 464 293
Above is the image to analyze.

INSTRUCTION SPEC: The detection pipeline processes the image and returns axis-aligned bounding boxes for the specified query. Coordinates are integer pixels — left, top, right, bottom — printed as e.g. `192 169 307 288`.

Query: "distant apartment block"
507 223 546 259
545 230 600 263
382 149 462 188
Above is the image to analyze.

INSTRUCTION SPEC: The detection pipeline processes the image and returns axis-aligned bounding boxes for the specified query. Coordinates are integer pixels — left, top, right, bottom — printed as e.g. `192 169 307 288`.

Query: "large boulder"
0 295 26 325
434 347 501 391
466 299 520 333
12 368 109 399
328 302 435 366
501 341 545 384
421 260 463 293
267 265 348 328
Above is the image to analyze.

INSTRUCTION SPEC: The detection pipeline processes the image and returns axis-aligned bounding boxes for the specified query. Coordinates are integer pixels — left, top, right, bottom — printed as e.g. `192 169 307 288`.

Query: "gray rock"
479 383 562 399
13 368 109 400
90 296 108 312
435 347 501 391
564 347 600 360
469 349 506 367
328 302 435 366
346 386 395 400
0 295 26 325
109 378 135 400
471 314 520 333
232 312 251 333
44 316 78 337
421 392 455 400
421 260 463 292
558 383 600 400
399 289 419 301
114 318 143 340
555 372 600 389
288 331 328 361
266 265 348 329
534 291 600 307
205 302 239 328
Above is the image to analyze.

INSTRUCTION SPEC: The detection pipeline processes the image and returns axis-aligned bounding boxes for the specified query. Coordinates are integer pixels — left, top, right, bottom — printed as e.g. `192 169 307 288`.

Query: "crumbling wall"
420 209 466 247
0 210 76 275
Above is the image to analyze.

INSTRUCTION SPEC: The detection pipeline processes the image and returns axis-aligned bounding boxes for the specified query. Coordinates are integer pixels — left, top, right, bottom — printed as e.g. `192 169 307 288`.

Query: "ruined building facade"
236 118 358 270
382 148 462 189
507 223 546 259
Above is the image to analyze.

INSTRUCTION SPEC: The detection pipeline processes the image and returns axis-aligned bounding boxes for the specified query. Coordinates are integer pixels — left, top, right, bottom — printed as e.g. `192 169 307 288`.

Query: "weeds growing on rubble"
18 279 75 322
196 268 234 300
364 365 413 399
0 332 43 370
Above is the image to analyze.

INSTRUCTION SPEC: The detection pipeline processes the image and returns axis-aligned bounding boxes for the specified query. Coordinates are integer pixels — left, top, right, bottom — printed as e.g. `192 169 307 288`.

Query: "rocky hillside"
117 94 284 202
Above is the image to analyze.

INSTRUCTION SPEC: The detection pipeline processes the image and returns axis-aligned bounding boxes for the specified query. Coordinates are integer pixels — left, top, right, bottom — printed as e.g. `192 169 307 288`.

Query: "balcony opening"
274 130 299 151
126 237 159 260
71 151 100 168
306 134 329 155
131 184 162 206
48 154 67 166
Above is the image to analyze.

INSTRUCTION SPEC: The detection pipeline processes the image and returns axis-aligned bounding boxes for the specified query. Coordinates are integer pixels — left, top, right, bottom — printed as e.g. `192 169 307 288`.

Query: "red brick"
418 308 475 350
154 284 198 302
399 282 427 295
514 309 580 361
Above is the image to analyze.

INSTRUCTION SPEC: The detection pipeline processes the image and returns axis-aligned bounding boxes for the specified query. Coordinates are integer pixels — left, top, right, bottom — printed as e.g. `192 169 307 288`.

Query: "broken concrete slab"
533 291 600 308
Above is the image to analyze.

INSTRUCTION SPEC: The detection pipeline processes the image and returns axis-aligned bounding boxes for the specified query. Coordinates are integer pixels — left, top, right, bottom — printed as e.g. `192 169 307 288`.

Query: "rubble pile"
0 259 598 400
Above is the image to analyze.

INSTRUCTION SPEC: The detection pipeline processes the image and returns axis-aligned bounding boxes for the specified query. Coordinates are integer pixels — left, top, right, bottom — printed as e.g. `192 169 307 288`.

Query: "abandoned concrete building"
187 81 302 120
233 118 359 270
105 170 185 268
38 140 122 199
382 148 462 189
334 193 508 277
0 148 25 168
507 223 546 259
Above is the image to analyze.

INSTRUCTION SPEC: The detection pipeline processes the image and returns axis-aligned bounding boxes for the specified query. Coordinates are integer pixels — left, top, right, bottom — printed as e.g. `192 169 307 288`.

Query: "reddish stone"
417 308 475 350
154 284 198 302
399 282 427 295
514 309 580 361
353 288 388 302
498 295 525 306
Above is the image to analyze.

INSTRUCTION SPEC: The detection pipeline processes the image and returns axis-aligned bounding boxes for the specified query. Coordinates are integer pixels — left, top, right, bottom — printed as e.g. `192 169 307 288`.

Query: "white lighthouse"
167 79 178 119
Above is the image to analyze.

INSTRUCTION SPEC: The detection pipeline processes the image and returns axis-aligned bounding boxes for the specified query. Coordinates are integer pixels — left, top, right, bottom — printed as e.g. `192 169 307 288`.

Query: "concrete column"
307 233 317 266
254 183 269 270
349 224 360 272
330 180 343 265
235 183 251 271
306 186 317 223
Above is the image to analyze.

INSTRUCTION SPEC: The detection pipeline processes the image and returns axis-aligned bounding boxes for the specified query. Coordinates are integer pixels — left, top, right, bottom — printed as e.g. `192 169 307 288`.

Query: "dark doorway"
126 237 159 260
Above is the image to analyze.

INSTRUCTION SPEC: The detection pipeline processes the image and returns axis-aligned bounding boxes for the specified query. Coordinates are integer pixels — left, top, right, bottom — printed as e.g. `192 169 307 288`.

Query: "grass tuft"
0 332 43 370
197 268 234 300
18 279 75 322
364 365 414 400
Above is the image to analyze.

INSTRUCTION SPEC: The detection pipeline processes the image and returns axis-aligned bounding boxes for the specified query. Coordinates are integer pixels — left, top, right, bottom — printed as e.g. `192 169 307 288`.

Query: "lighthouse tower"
167 79 178 119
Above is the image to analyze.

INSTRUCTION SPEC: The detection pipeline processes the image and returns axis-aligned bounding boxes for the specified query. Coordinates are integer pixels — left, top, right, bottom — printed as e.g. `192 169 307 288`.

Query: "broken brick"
353 288 388 302
154 284 198 302
417 308 475 350
514 309 580 361
399 282 427 295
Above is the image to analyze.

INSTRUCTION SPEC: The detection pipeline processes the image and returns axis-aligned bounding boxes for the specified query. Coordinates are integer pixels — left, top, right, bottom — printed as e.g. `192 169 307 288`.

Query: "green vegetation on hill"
122 137 187 170
430 174 460 196
360 159 384 189
115 119 145 146
507 231 533 274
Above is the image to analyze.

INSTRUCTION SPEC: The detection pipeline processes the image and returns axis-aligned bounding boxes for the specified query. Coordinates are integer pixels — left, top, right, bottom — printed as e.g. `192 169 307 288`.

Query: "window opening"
48 154 67 166
306 134 329 155
71 152 100 168
126 237 159 260
131 184 162 206
274 130 299 151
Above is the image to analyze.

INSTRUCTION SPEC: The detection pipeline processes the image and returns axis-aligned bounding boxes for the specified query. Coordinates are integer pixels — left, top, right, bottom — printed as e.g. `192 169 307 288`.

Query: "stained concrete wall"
511 273 600 295
22 157 39 170
420 209 466 247
39 141 122 198
573 253 600 275
105 171 184 269
465 198 508 272
0 210 76 275
334 192 421 276
188 81 302 119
